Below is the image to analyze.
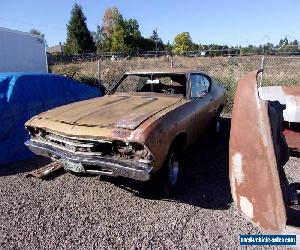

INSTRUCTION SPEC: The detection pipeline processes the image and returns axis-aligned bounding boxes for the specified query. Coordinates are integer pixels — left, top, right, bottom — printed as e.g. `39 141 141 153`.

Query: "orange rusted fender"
229 71 286 233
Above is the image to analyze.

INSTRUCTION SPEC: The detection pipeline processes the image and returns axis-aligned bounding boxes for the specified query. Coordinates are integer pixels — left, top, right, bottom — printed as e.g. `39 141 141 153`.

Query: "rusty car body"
25 68 226 187
229 70 300 240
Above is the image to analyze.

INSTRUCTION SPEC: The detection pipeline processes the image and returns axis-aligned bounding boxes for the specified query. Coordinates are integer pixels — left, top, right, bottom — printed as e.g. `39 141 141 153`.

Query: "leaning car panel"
229 71 286 233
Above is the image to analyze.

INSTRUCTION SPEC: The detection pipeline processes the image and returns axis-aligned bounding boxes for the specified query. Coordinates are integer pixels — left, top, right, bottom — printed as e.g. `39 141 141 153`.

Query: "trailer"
0 27 47 73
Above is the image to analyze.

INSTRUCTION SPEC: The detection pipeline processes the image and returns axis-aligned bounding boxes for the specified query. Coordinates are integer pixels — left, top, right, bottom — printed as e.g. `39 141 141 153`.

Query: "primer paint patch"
258 86 286 104
127 128 143 141
232 153 244 185
127 131 136 141
240 196 253 219
284 95 300 123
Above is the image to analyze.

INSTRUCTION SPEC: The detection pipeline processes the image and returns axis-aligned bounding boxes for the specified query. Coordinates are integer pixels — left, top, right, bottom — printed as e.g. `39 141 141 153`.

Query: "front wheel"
160 149 181 196
168 152 180 186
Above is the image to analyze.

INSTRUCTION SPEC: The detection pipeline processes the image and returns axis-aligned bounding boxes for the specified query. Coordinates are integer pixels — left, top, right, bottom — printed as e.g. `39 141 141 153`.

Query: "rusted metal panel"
282 86 300 152
283 86 300 96
33 95 182 129
229 71 286 233
283 129 300 152
26 161 63 179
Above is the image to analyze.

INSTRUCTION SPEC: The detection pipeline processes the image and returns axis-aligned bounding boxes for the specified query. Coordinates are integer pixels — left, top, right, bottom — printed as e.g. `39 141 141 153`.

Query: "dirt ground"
0 117 298 249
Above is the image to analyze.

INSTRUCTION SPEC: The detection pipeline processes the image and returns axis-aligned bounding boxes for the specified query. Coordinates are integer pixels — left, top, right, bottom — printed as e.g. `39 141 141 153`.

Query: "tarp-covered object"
0 73 101 164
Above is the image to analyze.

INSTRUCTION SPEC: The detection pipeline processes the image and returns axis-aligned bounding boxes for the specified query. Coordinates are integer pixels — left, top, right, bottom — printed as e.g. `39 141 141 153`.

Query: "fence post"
170 52 173 68
259 55 264 87
97 59 100 81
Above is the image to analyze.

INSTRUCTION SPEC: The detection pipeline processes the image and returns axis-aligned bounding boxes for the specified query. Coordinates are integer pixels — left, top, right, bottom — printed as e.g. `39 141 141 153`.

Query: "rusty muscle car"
25 68 226 188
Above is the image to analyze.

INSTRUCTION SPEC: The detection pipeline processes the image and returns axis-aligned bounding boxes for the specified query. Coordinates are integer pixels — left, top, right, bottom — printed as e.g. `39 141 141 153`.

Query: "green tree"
292 39 299 46
150 29 164 51
111 16 143 52
279 39 285 46
30 28 41 35
164 41 173 53
137 37 156 51
65 3 96 55
208 44 223 56
190 43 199 51
111 15 129 52
96 7 121 52
283 38 289 46
29 28 47 47
95 25 111 53
173 32 192 53
239 44 260 56
264 43 275 54
125 18 142 51
98 7 163 53
30 28 45 39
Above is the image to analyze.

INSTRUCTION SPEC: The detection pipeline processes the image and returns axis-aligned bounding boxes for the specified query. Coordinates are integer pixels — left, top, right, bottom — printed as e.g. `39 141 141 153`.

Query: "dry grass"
50 56 300 113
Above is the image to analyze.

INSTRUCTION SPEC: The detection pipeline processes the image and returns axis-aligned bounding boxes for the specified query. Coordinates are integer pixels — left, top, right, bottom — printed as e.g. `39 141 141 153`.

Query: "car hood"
35 94 183 130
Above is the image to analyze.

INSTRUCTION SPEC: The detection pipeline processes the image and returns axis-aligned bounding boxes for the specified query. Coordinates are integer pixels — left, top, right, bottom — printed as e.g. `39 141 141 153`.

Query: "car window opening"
114 74 187 96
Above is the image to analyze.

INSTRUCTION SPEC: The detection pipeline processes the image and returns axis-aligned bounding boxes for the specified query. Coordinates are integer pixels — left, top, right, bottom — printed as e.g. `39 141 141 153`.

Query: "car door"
189 73 216 140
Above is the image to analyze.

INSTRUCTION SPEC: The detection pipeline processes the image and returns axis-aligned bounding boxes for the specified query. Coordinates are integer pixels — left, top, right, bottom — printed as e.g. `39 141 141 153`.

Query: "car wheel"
215 113 221 133
160 149 181 195
216 115 221 133
209 113 221 135
168 152 179 186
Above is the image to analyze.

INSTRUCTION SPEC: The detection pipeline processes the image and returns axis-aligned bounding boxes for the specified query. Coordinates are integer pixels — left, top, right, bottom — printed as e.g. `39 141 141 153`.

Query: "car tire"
160 147 182 196
209 113 221 135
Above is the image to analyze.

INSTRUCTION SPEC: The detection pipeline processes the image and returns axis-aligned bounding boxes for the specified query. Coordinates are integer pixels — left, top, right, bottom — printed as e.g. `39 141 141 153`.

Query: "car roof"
125 68 207 75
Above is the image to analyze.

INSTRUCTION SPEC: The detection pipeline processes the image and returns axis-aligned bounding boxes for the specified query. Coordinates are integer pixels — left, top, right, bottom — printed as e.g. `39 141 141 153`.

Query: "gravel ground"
0 117 298 250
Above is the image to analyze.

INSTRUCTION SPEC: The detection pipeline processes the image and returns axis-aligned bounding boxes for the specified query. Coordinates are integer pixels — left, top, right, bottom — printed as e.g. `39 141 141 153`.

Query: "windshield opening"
113 74 187 96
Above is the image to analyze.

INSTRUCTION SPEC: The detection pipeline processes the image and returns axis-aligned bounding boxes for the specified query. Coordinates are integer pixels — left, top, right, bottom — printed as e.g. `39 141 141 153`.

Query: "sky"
0 0 300 47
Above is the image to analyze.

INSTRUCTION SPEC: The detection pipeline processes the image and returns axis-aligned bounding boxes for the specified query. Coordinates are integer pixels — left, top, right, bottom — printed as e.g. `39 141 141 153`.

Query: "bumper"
25 140 153 181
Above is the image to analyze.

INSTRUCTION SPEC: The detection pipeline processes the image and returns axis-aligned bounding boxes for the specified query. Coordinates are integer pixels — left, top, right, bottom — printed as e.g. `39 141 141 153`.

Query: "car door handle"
210 97 214 102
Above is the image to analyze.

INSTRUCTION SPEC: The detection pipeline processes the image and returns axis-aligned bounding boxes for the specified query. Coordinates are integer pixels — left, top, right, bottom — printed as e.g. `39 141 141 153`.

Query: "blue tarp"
0 72 101 164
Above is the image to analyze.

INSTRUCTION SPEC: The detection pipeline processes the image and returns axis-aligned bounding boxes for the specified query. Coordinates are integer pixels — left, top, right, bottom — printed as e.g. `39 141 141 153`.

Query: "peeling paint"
232 153 244 185
240 196 253 219
284 95 300 123
127 128 143 141
259 85 300 123
259 86 286 104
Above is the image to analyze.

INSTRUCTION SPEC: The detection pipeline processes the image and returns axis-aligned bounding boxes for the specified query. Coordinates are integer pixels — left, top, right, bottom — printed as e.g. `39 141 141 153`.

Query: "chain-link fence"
49 55 300 113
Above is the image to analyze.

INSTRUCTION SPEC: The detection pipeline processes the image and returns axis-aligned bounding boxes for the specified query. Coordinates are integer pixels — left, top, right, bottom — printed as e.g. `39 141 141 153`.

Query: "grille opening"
91 142 113 156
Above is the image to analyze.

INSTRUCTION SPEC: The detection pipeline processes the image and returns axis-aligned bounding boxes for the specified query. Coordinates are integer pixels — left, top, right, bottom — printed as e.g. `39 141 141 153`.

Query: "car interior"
115 74 187 96
114 73 212 99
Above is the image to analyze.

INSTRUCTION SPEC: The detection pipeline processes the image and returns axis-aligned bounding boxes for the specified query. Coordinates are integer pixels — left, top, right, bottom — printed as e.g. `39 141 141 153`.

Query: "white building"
0 27 47 73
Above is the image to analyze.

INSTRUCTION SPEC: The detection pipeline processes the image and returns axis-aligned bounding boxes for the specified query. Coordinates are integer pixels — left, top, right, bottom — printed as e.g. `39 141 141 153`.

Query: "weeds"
50 56 300 112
